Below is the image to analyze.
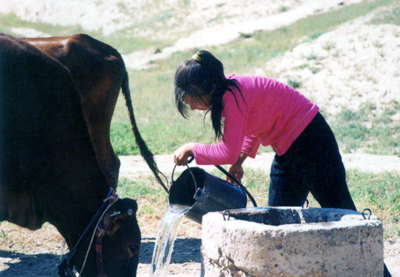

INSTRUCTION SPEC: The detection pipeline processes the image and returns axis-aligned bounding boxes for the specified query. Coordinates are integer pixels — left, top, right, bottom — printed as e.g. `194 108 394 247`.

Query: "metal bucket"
169 166 247 224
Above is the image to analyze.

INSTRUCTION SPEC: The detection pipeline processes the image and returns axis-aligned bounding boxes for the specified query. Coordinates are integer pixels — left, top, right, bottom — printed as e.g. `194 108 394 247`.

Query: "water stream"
150 204 190 277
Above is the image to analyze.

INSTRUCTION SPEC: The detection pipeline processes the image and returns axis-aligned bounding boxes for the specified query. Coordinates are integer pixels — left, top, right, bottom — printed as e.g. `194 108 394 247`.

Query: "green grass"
0 229 9 240
118 177 168 215
329 101 400 156
347 170 400 237
369 2 400 25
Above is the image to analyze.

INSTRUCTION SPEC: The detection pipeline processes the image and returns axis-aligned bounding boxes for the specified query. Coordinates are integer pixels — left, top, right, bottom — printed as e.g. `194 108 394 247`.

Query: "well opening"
224 206 350 226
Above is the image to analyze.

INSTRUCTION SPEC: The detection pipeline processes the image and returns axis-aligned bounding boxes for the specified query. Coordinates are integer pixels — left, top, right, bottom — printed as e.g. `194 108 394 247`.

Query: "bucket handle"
214 165 257 207
170 156 257 207
185 156 257 207
170 158 198 195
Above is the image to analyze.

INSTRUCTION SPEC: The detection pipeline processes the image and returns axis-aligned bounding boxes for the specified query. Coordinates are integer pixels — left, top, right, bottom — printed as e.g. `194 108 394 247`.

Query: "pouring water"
150 205 190 277
150 163 250 276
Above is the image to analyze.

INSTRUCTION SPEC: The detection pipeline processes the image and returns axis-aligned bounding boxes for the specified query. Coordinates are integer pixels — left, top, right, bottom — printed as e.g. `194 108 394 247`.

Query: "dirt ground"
1 153 400 277
0 221 203 277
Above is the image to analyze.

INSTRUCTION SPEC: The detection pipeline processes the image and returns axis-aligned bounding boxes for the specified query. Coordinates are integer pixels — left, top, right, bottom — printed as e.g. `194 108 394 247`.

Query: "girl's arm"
226 152 248 183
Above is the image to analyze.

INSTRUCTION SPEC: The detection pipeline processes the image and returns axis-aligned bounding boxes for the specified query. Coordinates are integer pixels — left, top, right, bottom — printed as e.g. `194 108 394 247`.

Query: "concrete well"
201 207 383 277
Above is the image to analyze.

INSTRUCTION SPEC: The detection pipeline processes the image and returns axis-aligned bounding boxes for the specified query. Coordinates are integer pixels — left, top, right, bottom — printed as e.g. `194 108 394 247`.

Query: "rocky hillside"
264 17 400 117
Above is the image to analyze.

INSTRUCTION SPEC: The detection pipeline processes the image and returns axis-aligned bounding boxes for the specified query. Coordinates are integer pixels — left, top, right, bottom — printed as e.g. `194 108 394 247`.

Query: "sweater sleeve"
193 92 248 165
241 135 261 158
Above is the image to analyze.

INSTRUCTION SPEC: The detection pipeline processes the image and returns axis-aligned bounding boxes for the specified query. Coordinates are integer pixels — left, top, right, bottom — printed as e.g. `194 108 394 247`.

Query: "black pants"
268 112 392 276
268 112 356 210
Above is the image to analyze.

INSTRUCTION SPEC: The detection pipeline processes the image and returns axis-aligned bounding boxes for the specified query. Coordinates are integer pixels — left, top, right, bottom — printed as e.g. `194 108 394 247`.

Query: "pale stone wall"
202 207 383 277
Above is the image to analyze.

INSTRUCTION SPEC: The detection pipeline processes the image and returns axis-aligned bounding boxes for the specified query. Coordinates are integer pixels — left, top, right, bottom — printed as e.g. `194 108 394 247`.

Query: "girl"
173 50 356 211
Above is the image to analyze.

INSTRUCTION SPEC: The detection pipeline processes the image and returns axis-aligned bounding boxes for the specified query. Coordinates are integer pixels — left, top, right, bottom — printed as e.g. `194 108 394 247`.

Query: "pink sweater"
193 75 319 165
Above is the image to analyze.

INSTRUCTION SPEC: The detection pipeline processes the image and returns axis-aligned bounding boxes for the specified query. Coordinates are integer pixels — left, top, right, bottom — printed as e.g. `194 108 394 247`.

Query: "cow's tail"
121 72 169 193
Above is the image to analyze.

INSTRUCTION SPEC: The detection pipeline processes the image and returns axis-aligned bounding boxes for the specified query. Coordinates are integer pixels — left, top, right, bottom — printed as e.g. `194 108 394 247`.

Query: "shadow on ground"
0 238 202 276
0 250 63 277
139 238 202 264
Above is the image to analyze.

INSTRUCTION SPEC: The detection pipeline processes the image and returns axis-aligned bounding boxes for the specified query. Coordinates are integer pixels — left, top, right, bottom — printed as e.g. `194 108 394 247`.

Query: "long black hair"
174 50 244 140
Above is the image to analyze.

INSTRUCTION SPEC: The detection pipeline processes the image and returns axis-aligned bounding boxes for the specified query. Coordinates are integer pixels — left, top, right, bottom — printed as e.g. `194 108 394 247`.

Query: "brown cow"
0 32 140 277
21 34 167 191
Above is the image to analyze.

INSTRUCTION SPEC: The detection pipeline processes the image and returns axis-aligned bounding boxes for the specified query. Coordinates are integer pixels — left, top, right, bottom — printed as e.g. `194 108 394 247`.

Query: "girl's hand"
227 164 244 184
174 143 195 166
226 152 247 184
